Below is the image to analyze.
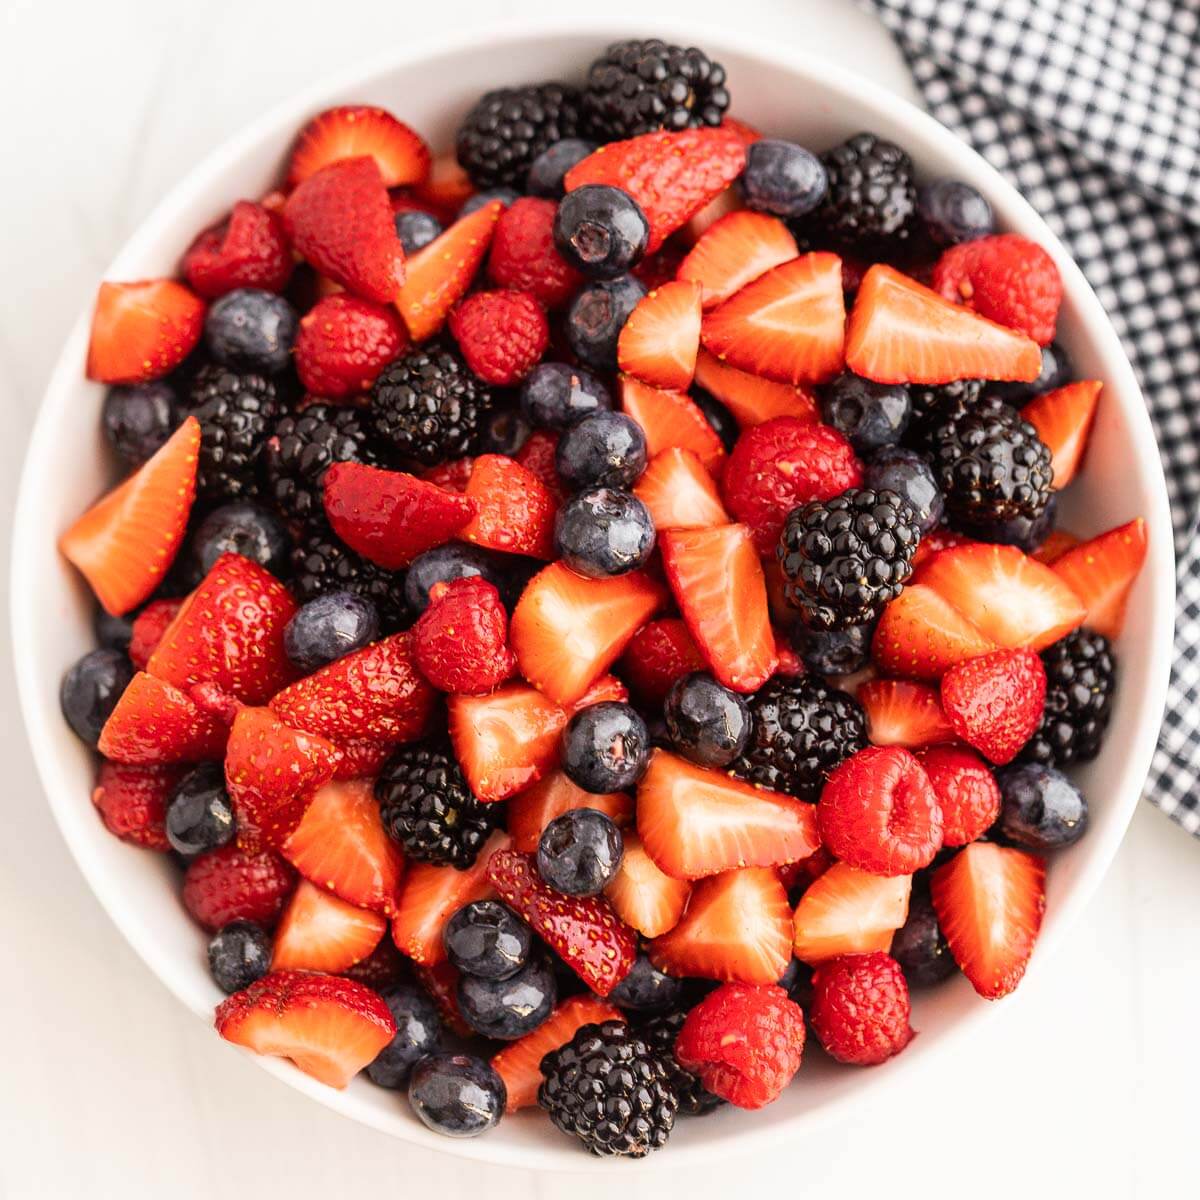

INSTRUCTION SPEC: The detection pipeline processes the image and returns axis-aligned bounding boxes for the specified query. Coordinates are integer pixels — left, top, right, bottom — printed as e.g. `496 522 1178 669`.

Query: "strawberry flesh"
270 878 387 974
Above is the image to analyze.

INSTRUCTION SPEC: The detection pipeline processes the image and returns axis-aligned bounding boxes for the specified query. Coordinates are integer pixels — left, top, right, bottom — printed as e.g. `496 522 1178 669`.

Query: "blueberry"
60 648 133 746
207 920 271 994
408 1053 506 1136
890 890 957 986
187 500 292 580
741 139 828 218
664 672 752 767
864 446 944 535
777 957 813 1006
479 406 532 456
102 381 180 467
367 984 443 1089
527 138 597 197
165 763 236 856
443 900 532 980
554 184 650 280
997 763 1088 850
793 622 874 676
554 487 655 578
461 188 520 216
818 373 911 454
990 341 1073 403
394 209 443 255
972 492 1057 551
456 954 556 1040
692 388 739 453
561 701 650 793
565 274 646 369
556 410 647 491
609 954 683 1013
284 591 380 673
404 544 518 614
916 178 995 247
204 288 298 374
537 808 624 896
520 362 612 430
94 608 135 652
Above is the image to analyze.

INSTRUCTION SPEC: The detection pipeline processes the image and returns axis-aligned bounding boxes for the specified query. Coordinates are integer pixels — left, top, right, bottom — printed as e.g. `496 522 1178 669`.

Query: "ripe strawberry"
660 523 777 692
910 526 972 570
682 186 743 245
700 253 846 385
85 280 206 384
486 196 583 309
692 349 818 427
128 597 184 670
507 770 633 853
772 637 806 679
449 289 549 386
322 461 475 570
844 263 1042 384
485 848 637 996
514 429 562 500
91 760 182 850
940 648 1047 765
331 737 397 781
287 105 430 189
809 951 914 1065
872 583 997 681
1032 527 1081 564
930 841 1046 999
271 879 387 974
618 618 705 705
182 200 293 298
791 862 911 965
721 115 763 145
857 678 955 748
565 126 748 252
1022 380 1101 488
183 843 296 930
648 866 793 985
1051 517 1148 640
412 576 515 694
215 970 395 1089
413 960 474 1037
411 154 475 219
294 294 408 398
916 744 1002 846
604 830 692 938
460 453 557 559
674 982 805 1109
60 416 200 616
784 844 835 894
421 456 475 495
620 376 726 474
98 672 228 765
678 210 799 309
634 447 729 531
617 280 703 391
633 240 690 289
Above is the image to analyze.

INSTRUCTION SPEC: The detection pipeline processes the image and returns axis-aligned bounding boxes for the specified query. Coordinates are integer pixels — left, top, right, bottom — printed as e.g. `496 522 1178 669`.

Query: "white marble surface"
0 1 1197 1196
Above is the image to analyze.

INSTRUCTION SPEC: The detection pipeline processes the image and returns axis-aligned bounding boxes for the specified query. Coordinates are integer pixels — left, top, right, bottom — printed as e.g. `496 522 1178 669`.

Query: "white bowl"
10 17 1175 1172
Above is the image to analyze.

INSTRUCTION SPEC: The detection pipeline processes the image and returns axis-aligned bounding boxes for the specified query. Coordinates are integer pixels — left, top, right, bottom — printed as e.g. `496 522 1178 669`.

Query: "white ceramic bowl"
11 17 1175 1172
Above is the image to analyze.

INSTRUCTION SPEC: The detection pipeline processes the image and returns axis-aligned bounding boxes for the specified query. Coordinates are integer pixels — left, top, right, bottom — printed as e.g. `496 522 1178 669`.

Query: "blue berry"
565 274 646 369
94 608 135 652
997 763 1088 850
818 373 911 454
102 381 180 467
793 622 874 676
456 954 556 1040
555 410 647 491
537 808 624 896
60 648 133 746
187 500 291 581
663 671 752 767
367 984 443 1089
554 184 650 279
692 388 739 453
561 701 650 793
408 1052 506 1137
460 188 520 216
165 763 236 856
204 287 298 374
207 920 271 994
443 900 532 980
990 341 1073 403
890 890 956 985
394 209 443 255
284 591 380 673
975 492 1058 551
479 406 532 456
554 487 655 578
520 362 612 430
776 957 813 1006
404 544 517 614
527 138 597 197
916 179 995 247
741 140 828 218
609 954 683 1013
864 446 944 535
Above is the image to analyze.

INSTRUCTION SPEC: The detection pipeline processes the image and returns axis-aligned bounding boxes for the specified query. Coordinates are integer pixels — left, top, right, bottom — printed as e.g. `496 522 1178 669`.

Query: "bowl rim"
10 14 1176 1172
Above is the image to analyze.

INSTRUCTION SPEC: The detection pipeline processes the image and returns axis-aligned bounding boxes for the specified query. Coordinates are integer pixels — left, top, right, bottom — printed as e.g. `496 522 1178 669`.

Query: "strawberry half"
619 376 726 474
858 678 955 748
287 105 431 188
604 831 692 938
1051 517 1148 640
128 598 184 671
507 770 633 853
678 210 799 309
86 280 205 384
98 672 228 765
460 454 557 559
616 280 703 391
1022 380 1101 489
270 879 387 974
941 648 1047 765
692 349 818 427
1032 527 1081 565
182 201 293 299
791 862 912 965
634 447 730 531
411 154 476 220
872 583 997 681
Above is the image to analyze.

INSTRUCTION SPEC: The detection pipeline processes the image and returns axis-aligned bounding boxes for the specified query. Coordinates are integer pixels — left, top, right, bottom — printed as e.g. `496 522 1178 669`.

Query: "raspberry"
181 843 297 931
809 951 914 1066
293 294 408 399
420 456 474 494
449 290 549 387
182 200 293 299
487 197 583 310
514 429 563 500
941 648 1047 766
619 618 705 705
722 418 862 555
411 577 515 694
673 982 806 1109
916 744 1001 846
91 761 183 850
128 597 184 670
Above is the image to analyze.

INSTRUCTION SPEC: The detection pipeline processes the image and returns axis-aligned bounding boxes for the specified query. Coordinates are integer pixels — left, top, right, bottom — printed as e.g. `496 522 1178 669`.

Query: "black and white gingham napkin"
863 0 1200 835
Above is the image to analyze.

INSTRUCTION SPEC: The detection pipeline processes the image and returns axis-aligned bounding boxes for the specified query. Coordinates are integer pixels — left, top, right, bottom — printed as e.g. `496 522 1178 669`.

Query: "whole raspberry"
181 843 296 931
294 294 408 398
411 576 515 694
619 618 705 705
182 200 293 299
449 290 550 386
673 982 806 1109
916 744 1001 846
487 197 583 310
809 952 914 1066
91 761 184 850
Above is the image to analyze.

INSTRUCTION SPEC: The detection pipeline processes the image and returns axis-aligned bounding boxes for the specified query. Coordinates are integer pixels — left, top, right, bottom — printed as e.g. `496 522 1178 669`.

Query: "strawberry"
332 738 397 781
633 240 690 289
619 376 726 474
1051 517 1148 640
809 951 913 1065
485 849 637 996
857 678 955 748
941 648 1047 765
844 263 1043 384
721 115 763 145
565 126 748 252
421 456 475 495
460 453 557 559
700 253 845 385
411 154 475 220
449 289 549 386
60 417 200 615
182 200 293 298
510 563 665 707
270 879 387 974
146 553 298 705
86 280 206 384
98 672 228 765
791 862 912 965
91 760 182 850
634 447 729 531
678 210 799 309
637 749 820 879
1032 527 1081 564
930 841 1046 999
322 461 475 570
128 597 184 670
215 970 395 1088
682 187 743 245
618 618 706 705
487 196 583 309
910 526 972 570
616 280 703 391
692 349 818 427
604 830 691 938
660 524 778 692
916 744 1002 846
514 429 562 500
1022 380 1101 489
648 867 793 985
413 961 474 1037
411 576 514 694
283 778 405 916
872 583 997 681
294 294 408 398
287 105 430 189
507 770 633 853
183 843 296 931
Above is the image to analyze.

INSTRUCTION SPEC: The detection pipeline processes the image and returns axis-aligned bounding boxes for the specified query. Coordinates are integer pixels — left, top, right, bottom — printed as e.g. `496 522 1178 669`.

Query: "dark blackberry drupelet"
375 741 500 869
636 1009 723 1117
582 39 729 142
778 489 921 631
1021 629 1115 767
455 82 584 189
290 528 408 632
733 675 867 800
538 1021 678 1157
904 378 985 449
808 132 916 250
187 364 280 500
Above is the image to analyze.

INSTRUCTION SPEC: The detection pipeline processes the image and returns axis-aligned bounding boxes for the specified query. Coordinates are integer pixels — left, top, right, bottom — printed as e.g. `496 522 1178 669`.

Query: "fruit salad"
59 36 1149 1158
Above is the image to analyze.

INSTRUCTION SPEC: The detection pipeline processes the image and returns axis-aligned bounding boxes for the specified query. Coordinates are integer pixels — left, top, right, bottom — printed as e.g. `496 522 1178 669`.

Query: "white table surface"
1 1 1196 1196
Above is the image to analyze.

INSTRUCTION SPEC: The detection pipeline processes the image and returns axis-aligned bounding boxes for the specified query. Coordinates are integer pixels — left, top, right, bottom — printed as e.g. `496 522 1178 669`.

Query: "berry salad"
60 36 1148 1158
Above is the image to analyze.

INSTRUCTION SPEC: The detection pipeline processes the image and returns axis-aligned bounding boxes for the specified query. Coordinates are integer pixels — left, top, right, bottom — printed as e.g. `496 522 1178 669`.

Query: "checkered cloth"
864 0 1200 834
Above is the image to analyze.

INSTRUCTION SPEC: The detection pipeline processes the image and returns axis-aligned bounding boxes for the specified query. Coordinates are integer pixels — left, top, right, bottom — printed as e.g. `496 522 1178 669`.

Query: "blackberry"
538 1021 677 1157
187 365 280 499
904 378 984 448
369 346 492 467
808 132 916 250
778 489 921 631
733 675 867 800
290 528 407 631
455 82 584 189
375 741 499 869
636 1009 723 1117
582 39 729 142
1021 629 1115 767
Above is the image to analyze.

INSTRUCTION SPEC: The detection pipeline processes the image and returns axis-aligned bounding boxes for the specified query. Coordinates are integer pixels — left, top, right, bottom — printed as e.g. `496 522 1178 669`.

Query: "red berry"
421 456 475 494
514 429 563 501
619 618 705 705
128 597 184 671
940 648 1047 765
182 201 293 299
91 761 183 850
487 197 583 310
916 744 1002 846
182 843 296 931
412 577 515 694
461 454 557 560
294 294 408 399
448 290 549 386
809 951 914 1066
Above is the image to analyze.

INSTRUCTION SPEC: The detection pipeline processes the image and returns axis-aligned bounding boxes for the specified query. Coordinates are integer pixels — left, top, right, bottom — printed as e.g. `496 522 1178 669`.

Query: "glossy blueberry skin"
891 890 957 986
561 701 650 794
609 954 683 1013
556 410 648 491
968 492 1057 551
394 209 443 255
456 954 557 1040
207 920 271 994
537 808 625 896
443 901 533 981
818 373 911 454
777 957 813 1006
367 984 444 1089
664 672 753 767
554 487 655 579
460 188 520 216
916 178 995 247
864 446 944 535
527 138 597 197
60 648 133 746
94 608 135 653
409 1053 506 1137
554 184 650 279
102 381 180 467
793 622 874 677
404 544 514 613
165 763 236 856
565 274 646 370
284 590 381 673
187 500 292 581
741 139 829 218
479 406 532 457
520 362 613 430
692 388 739 453
997 763 1089 850
204 288 298 375
990 341 1073 403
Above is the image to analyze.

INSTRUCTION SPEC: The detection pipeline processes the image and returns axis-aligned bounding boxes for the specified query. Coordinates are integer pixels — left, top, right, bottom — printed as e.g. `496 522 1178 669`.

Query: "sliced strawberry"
60 417 200 616
507 770 633 853
700 253 845 385
941 648 1047 765
460 454 557 559
98 672 228 765
791 862 912 965
682 186 743 245
287 105 430 188
332 738 398 781
514 429 562 501
182 201 293 298
183 843 296 930
413 960 474 1036
421 455 475 495
930 841 1046 999
616 280 702 391
90 760 182 850
872 583 996 681
617 617 706 706
270 879 387 974
604 830 692 937
634 447 729 531
128 597 184 670
692 349 818 427
1051 518 1148 640
85 280 205 384
911 526 972 570
660 524 777 692
858 678 955 748
411 576 515 695
410 155 475 220
677 210 798 309
619 376 726 474
1022 380 1101 489
1032 528 1080 564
